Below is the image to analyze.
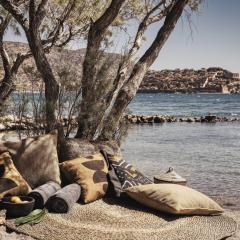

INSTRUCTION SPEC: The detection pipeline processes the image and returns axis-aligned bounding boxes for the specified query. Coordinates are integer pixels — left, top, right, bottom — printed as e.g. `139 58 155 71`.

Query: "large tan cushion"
0 152 31 198
126 184 224 215
0 132 61 188
60 153 108 204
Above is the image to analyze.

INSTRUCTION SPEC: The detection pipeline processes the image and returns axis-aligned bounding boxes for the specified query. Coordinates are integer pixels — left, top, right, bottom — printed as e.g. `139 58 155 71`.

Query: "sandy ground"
0 210 239 240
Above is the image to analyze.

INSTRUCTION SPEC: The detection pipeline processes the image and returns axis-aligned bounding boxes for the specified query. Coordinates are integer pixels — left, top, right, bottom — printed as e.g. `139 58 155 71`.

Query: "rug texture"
5 198 237 240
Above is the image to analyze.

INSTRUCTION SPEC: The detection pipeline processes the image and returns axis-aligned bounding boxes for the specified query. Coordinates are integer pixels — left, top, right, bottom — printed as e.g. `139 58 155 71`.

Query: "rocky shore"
0 115 79 132
0 114 239 132
125 114 240 124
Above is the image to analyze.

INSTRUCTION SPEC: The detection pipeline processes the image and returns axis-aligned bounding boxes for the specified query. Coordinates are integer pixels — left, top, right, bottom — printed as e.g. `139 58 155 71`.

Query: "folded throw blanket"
28 181 61 209
46 183 81 213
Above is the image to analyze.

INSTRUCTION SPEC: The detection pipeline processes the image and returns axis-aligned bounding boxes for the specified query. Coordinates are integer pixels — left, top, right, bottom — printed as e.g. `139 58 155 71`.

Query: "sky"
149 0 240 72
4 0 240 73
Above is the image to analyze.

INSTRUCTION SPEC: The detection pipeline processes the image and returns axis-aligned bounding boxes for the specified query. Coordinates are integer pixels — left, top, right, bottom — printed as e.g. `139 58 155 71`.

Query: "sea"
122 93 240 209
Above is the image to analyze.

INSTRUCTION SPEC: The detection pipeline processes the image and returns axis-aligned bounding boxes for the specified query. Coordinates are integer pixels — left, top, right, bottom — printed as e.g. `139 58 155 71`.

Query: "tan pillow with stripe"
0 132 61 188
126 183 224 216
59 153 108 203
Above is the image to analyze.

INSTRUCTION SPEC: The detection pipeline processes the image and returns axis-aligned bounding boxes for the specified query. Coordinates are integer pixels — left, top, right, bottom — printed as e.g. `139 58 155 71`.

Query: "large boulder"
154 116 165 123
204 115 217 122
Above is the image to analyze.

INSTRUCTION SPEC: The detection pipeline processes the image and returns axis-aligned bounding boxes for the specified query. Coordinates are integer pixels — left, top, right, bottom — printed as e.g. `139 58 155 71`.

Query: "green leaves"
15 209 48 226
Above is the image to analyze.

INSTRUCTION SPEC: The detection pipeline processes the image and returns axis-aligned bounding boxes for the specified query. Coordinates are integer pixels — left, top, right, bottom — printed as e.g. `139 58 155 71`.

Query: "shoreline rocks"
126 114 240 124
0 115 79 132
0 114 240 132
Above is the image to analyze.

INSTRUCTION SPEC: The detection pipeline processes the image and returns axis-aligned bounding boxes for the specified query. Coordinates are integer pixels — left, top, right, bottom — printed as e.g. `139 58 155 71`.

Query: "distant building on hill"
232 73 239 79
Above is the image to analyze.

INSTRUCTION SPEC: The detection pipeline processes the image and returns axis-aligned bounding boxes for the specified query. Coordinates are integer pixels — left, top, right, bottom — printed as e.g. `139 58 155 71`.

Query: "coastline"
137 89 240 94
125 114 240 124
11 90 240 94
1 114 240 133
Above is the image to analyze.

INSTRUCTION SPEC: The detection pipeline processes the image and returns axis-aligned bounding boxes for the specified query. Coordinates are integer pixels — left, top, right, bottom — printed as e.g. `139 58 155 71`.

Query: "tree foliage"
0 0 202 140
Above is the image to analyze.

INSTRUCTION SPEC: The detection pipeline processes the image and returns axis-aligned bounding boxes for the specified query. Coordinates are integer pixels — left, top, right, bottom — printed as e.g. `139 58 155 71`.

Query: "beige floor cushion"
0 132 61 188
60 153 108 203
0 152 31 198
126 183 224 215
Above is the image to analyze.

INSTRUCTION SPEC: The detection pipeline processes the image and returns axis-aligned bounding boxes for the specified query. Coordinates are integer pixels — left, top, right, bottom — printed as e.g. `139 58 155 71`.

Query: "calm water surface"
130 93 240 117
122 94 240 208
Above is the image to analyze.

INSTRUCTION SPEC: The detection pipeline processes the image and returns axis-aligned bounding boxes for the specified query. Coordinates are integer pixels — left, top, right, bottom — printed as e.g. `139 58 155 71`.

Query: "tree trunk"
0 15 12 105
99 68 147 140
75 0 125 139
0 41 30 106
0 0 75 131
0 48 30 106
0 75 15 105
99 0 188 140
26 7 60 132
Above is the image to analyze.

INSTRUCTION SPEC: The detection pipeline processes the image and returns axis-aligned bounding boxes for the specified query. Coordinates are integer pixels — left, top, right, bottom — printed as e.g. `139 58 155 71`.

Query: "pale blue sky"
148 0 240 72
4 0 240 73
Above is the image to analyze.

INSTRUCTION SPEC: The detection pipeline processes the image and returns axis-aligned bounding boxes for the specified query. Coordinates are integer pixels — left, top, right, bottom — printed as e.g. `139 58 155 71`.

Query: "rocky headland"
0 42 240 94
140 68 240 93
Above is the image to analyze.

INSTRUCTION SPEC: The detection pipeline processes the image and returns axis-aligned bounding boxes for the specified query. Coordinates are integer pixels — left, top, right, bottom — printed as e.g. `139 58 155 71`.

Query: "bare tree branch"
92 0 126 40
46 0 76 48
0 14 12 76
0 1 29 31
99 0 189 140
92 0 174 139
11 52 32 75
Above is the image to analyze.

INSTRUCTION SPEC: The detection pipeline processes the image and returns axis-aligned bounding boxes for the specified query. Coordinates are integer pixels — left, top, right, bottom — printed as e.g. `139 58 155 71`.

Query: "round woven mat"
6 198 237 240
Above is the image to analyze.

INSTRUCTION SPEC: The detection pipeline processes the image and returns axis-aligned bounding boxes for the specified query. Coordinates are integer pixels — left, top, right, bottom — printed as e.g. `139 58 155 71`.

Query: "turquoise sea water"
122 93 240 209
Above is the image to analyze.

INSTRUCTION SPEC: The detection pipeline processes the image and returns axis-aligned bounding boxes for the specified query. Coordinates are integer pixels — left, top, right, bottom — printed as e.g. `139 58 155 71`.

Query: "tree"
0 0 83 131
0 12 31 106
1 0 201 142
0 0 129 131
75 0 195 140
75 0 126 139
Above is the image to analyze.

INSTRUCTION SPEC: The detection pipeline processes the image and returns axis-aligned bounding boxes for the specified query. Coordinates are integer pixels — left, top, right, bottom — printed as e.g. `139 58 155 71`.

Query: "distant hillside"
0 42 240 93
0 41 85 91
141 68 240 93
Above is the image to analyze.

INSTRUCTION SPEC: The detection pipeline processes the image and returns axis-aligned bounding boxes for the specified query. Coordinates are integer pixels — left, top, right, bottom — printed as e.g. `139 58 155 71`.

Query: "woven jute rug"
5 198 237 240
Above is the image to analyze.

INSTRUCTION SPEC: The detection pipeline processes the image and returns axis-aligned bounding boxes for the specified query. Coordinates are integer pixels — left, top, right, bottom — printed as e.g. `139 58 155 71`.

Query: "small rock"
146 116 154 123
204 115 217 122
0 123 5 131
186 118 194 123
0 210 6 225
130 117 137 123
154 116 165 123
2 115 15 122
